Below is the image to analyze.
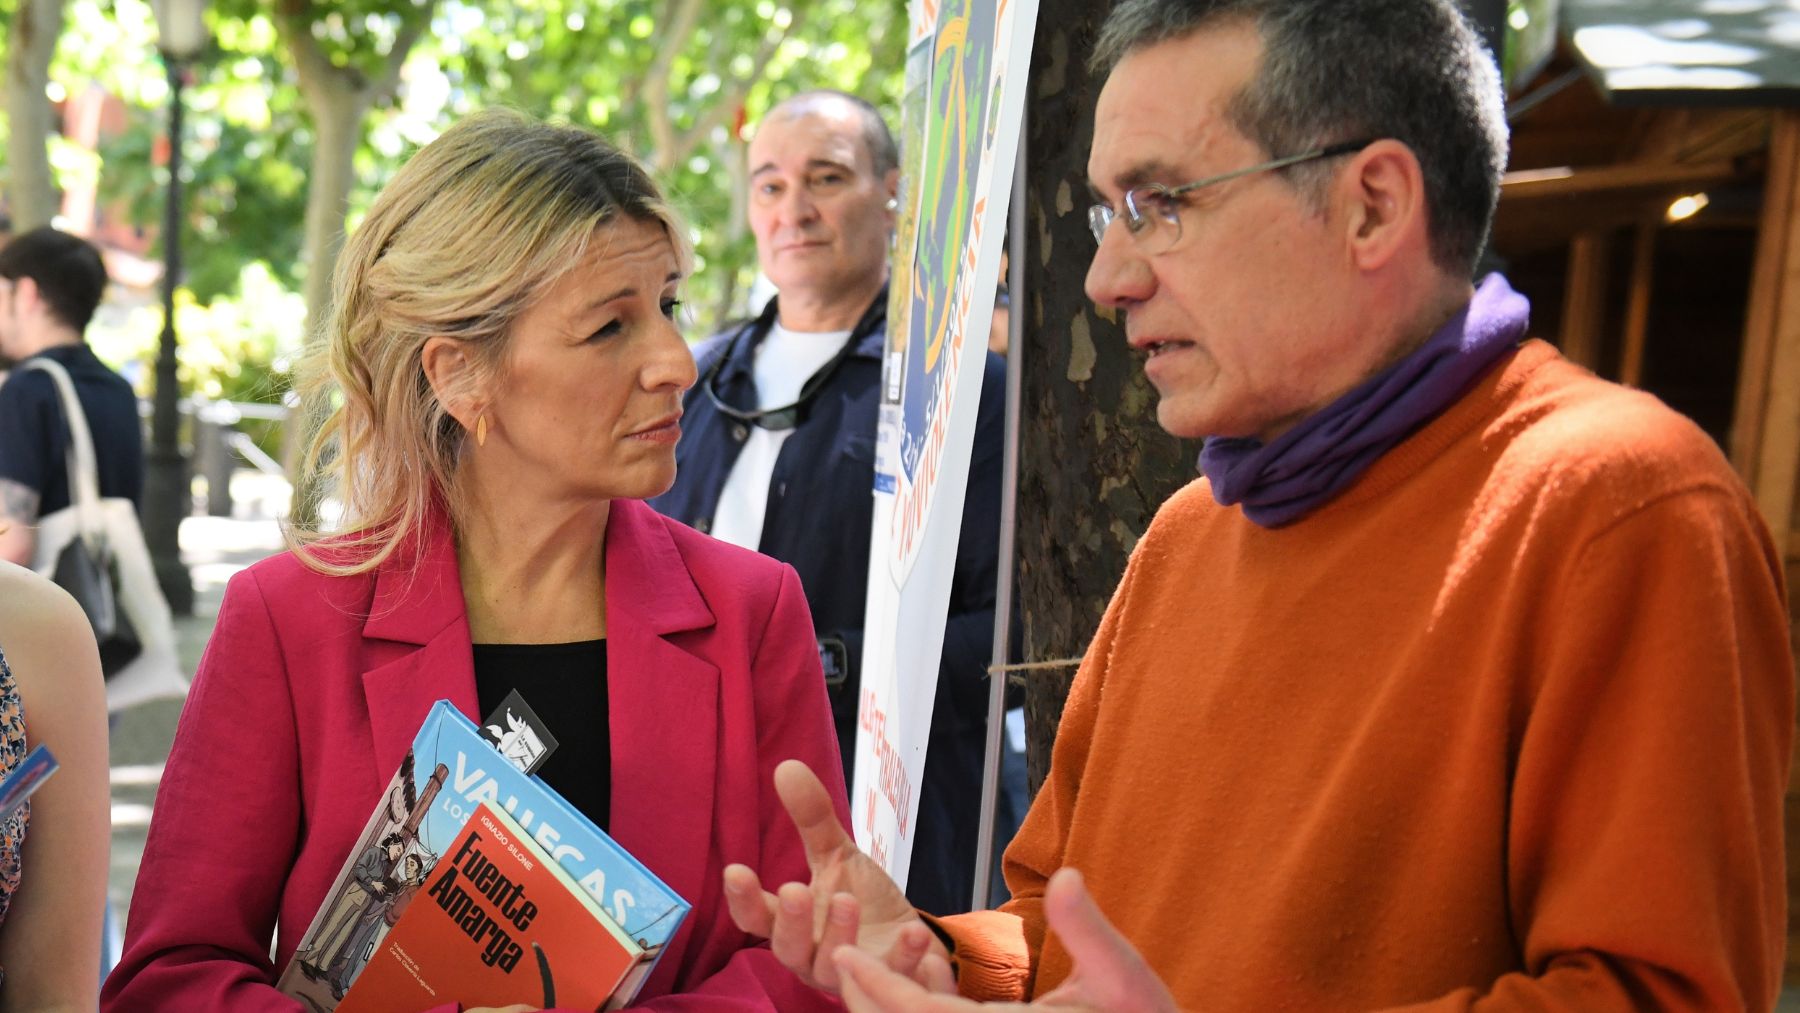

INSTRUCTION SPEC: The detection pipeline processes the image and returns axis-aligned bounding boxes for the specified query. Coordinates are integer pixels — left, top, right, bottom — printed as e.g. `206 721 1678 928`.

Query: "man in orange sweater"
721 1 1796 1009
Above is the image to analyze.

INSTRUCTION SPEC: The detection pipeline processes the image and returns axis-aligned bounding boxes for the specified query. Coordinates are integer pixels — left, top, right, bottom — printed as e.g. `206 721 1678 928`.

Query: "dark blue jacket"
650 292 1005 916
0 343 143 516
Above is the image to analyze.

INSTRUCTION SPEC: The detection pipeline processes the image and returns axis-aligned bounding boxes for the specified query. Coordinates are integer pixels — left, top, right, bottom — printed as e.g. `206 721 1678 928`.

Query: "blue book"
0 744 57 821
278 700 689 1009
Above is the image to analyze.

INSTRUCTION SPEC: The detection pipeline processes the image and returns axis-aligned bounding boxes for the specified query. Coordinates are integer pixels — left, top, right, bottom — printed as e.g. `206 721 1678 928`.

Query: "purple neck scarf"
1199 273 1529 527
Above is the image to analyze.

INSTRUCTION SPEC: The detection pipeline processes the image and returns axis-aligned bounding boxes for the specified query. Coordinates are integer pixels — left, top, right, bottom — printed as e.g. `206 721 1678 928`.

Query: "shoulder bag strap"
19 357 105 544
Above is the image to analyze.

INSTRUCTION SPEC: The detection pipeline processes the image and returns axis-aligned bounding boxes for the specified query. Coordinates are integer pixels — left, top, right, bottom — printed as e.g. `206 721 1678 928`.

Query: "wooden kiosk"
1495 0 1800 975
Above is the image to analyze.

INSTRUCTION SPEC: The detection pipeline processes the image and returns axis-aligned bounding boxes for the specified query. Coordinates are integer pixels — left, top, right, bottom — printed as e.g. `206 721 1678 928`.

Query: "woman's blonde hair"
286 107 690 576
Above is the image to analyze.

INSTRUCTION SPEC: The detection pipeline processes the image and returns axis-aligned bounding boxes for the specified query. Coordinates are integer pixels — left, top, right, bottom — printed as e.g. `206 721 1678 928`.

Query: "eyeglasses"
701 289 889 432
1087 138 1377 253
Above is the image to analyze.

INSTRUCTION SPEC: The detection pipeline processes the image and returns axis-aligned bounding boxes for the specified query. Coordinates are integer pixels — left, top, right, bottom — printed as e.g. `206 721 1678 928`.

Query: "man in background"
0 226 142 566
652 90 1008 916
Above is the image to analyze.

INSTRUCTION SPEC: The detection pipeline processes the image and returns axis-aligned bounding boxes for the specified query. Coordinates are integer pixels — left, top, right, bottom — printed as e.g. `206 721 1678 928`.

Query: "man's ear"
419 336 483 429
1338 140 1428 273
12 277 41 315
884 168 901 218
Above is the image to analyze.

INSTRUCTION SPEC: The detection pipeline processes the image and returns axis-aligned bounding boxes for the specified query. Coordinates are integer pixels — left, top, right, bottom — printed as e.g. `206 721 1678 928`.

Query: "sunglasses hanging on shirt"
701 286 889 432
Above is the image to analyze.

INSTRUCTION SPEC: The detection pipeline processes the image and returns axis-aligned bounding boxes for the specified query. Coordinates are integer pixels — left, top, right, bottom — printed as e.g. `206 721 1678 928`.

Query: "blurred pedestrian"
0 228 142 567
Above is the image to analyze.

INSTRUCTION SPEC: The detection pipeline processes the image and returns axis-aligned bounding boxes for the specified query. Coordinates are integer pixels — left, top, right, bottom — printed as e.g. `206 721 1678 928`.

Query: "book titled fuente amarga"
275 699 690 1010
339 801 656 1012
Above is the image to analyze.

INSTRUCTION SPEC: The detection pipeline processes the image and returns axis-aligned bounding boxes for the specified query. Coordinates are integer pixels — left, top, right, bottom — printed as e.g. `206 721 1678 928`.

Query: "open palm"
722 760 941 993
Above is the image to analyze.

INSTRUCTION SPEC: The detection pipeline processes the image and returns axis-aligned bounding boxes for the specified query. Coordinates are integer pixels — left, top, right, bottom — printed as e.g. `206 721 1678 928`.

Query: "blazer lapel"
604 500 720 918
359 518 480 780
350 500 721 924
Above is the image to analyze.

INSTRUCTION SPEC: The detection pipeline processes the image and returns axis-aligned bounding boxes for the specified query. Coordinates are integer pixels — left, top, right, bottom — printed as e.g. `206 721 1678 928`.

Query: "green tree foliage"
428 0 906 333
83 0 902 340
85 6 311 302
23 0 900 448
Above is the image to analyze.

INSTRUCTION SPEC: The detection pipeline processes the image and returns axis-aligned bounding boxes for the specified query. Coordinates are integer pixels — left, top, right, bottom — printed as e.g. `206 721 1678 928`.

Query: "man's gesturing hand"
831 869 1182 1013
722 760 944 994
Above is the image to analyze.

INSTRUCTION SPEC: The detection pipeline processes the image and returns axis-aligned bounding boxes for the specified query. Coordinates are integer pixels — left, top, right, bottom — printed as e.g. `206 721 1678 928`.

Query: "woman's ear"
420 336 482 430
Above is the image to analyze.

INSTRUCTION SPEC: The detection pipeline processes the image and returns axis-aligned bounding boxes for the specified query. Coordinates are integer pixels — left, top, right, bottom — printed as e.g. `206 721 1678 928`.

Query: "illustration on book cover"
275 700 690 1012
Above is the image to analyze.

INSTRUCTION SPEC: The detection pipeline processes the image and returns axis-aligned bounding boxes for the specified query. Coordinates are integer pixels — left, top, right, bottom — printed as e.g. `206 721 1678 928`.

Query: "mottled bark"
6 0 66 231
1016 11 1196 793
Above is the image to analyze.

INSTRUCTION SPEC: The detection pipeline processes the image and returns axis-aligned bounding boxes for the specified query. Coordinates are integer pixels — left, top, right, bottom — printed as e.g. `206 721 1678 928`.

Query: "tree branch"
370 5 433 106
670 2 811 169
274 0 353 108
640 0 704 172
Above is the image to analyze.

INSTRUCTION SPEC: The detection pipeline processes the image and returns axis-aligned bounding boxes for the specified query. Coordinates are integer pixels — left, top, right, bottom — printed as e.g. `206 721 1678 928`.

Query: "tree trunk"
6 0 66 231
708 136 751 330
284 84 363 521
276 1 429 524
299 88 364 350
1016 8 1196 793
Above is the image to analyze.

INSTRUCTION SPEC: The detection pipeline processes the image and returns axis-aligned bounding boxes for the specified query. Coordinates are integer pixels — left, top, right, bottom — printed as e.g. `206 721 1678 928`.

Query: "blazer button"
731 424 749 442
696 517 711 533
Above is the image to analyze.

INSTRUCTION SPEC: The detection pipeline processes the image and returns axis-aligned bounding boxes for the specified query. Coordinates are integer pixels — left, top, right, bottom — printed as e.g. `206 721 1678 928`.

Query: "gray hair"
765 90 900 177
1092 0 1508 276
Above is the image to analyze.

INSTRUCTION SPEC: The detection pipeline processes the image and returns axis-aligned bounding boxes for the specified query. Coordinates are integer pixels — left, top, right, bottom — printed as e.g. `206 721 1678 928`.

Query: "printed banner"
852 0 1036 886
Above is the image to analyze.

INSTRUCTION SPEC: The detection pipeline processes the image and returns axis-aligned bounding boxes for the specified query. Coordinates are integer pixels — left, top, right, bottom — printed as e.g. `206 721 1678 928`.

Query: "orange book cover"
338 801 646 1012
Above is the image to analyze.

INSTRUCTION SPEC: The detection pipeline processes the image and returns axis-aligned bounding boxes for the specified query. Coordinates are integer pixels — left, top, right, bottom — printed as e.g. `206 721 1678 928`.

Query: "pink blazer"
101 499 850 1011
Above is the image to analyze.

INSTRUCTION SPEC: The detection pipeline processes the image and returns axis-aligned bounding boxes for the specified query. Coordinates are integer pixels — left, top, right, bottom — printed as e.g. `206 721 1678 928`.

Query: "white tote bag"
23 358 189 713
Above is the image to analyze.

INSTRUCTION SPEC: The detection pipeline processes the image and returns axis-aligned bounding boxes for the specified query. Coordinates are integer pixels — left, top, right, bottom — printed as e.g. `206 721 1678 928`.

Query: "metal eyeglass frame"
1087 137 1379 249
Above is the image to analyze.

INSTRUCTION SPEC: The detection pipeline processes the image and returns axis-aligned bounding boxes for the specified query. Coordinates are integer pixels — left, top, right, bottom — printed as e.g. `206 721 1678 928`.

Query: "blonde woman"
102 109 854 1010
0 562 108 1010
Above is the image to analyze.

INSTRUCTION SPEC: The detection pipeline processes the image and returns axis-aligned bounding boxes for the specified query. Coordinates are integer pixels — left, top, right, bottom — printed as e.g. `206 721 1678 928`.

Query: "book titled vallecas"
339 801 654 1012
275 700 688 1011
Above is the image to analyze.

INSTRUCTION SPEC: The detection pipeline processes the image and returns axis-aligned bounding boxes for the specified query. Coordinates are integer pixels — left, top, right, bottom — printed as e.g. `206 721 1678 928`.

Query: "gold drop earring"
475 414 488 448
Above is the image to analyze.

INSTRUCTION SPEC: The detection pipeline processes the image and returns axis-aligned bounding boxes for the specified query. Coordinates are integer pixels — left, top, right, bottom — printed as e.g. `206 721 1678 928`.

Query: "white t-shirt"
708 321 852 550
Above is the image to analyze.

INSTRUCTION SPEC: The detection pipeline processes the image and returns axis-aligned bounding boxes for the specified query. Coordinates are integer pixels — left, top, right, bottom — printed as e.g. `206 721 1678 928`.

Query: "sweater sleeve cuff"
919 909 1031 1001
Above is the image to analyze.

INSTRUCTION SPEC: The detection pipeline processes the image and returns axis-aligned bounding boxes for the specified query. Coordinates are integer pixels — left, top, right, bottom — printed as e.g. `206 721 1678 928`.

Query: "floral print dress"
0 647 28 949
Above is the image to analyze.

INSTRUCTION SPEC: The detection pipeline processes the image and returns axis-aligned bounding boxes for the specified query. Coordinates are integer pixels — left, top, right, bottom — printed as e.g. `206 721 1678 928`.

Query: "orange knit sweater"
945 341 1793 1010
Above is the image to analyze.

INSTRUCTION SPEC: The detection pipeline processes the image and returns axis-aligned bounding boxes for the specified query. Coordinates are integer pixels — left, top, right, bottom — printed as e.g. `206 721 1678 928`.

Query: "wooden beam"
1735 110 1800 545
1560 230 1611 373
1627 108 1770 165
1749 112 1800 546
1619 221 1657 388
1501 159 1748 202
1624 108 1691 162
1732 118 1795 475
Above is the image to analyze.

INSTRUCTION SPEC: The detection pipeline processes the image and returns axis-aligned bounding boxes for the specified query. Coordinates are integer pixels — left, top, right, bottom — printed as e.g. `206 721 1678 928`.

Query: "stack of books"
275 700 689 1011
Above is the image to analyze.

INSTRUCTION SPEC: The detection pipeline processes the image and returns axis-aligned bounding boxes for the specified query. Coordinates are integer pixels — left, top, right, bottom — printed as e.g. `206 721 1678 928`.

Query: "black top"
0 344 144 516
472 640 610 834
